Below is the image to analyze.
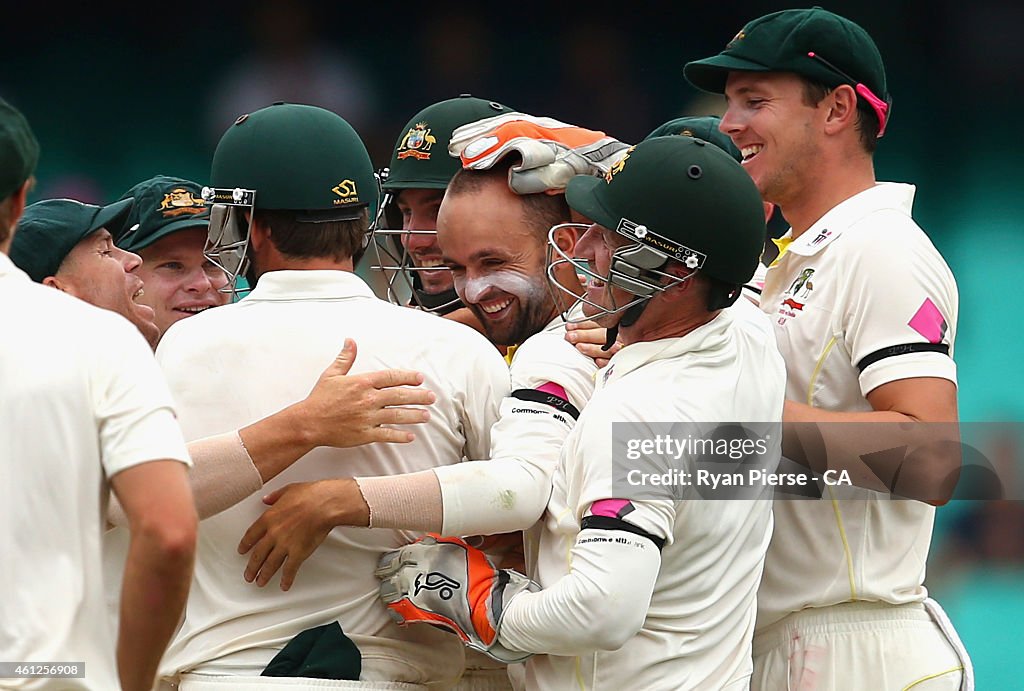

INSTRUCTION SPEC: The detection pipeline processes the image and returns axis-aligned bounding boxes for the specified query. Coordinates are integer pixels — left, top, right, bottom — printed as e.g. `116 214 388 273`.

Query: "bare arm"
783 377 960 504
110 460 197 691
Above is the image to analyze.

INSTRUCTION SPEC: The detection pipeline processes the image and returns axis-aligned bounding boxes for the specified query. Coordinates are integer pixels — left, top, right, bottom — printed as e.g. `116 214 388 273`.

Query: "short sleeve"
94 318 190 478
839 214 959 397
571 398 676 546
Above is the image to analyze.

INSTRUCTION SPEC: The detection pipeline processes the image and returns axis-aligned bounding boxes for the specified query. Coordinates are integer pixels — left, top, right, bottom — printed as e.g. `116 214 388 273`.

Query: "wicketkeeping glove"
376 534 539 663
448 112 632 194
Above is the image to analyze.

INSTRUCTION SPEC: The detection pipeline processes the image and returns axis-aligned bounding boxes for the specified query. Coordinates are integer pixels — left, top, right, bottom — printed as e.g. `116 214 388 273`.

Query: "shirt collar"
0 252 29 281
243 270 378 302
777 182 917 258
597 310 734 389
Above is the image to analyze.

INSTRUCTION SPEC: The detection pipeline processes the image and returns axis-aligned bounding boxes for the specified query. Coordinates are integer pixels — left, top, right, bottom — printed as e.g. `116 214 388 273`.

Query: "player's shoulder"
838 184 936 256
514 320 594 371
400 304 501 353
14 279 146 344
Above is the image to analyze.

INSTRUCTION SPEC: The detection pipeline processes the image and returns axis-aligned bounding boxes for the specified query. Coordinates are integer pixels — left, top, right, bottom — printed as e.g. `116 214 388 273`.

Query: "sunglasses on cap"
807 51 891 137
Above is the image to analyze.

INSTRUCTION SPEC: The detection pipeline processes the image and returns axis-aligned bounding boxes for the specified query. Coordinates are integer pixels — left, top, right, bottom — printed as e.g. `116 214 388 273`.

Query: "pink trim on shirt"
536 381 569 400
589 499 634 519
908 298 947 344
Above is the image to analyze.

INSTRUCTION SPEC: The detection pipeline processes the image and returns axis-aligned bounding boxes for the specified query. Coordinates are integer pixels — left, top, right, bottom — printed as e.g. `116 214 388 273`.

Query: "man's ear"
248 215 271 252
551 223 580 254
824 84 859 135
662 262 698 297
42 274 71 293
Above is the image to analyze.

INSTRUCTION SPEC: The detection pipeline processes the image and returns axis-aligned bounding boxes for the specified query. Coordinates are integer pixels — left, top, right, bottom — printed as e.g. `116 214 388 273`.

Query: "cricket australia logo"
397 123 437 160
780 268 815 312
159 187 206 218
414 571 460 600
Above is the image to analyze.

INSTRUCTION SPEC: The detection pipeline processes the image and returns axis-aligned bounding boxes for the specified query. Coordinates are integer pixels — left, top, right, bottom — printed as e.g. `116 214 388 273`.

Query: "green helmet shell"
644 115 741 163
565 135 765 286
383 95 513 191
211 102 377 218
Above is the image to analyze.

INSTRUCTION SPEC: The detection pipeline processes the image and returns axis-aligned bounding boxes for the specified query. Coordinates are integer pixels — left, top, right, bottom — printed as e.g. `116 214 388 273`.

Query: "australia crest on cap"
160 187 206 218
397 122 437 161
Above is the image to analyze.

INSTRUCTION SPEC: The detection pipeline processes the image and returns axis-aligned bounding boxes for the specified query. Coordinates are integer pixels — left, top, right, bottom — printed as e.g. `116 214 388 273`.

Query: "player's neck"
619 308 719 346
258 256 355 274
784 157 876 238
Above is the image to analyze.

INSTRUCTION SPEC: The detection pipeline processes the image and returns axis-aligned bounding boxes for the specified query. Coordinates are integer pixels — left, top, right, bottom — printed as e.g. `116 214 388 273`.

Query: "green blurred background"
3 0 1020 684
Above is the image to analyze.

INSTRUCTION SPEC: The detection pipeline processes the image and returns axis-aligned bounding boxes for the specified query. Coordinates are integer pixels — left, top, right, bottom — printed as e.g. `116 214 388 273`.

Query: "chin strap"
409 272 463 315
602 300 648 351
602 325 618 351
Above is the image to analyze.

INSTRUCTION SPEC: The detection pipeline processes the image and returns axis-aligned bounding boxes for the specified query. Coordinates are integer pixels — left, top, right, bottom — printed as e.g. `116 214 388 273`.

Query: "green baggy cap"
684 8 888 123
116 175 210 252
10 198 134 282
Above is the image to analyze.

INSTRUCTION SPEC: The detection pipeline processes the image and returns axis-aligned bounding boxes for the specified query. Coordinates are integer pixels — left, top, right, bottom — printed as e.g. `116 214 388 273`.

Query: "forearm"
239 403 317 482
355 471 442 531
435 457 553 536
499 529 660 656
783 400 960 502
355 454 554 535
117 530 194 691
108 431 263 525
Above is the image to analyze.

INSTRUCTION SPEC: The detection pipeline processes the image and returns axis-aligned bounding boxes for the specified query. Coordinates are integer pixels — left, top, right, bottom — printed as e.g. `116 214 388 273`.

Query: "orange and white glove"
449 112 632 194
376 534 539 662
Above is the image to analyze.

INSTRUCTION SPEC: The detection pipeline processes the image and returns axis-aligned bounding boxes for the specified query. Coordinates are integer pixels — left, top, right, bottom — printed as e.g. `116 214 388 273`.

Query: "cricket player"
373 94 512 335
238 125 606 688
10 197 160 347
155 102 509 690
376 135 787 690
0 98 197 691
685 7 970 689
115 175 230 339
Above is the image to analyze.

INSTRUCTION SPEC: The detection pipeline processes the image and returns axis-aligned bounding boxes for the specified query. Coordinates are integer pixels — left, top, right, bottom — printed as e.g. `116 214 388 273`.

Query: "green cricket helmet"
644 115 741 162
548 135 764 323
202 102 377 294
373 95 512 315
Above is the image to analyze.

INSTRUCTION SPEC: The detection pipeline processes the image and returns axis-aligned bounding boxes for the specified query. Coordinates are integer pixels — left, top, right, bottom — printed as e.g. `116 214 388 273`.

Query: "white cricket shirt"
156 270 509 686
503 307 787 690
757 183 959 630
0 253 189 690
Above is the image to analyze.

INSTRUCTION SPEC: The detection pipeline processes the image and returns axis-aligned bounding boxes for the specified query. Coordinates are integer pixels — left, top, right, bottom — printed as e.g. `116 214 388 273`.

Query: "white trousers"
751 599 972 691
173 674 428 690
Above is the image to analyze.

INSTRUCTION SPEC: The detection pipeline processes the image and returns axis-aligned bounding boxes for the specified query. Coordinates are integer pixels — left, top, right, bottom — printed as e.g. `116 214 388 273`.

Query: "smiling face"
437 178 558 346
50 228 160 346
135 227 230 335
395 188 451 295
720 71 826 208
572 222 638 328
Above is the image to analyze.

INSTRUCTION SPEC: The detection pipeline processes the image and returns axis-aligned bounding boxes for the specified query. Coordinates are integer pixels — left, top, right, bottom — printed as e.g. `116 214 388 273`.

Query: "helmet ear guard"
608 243 670 297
